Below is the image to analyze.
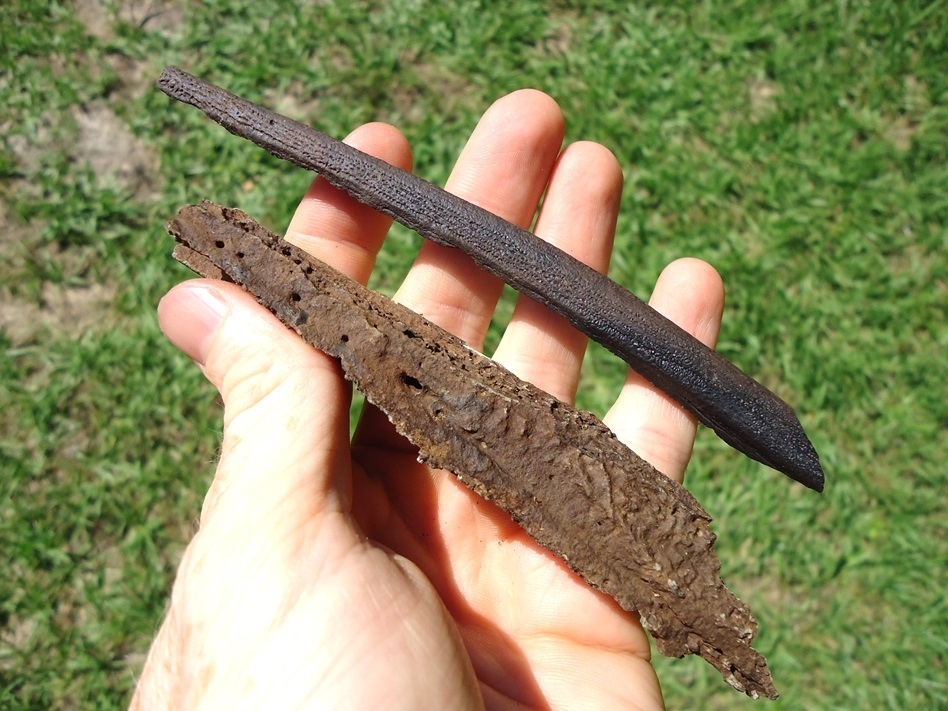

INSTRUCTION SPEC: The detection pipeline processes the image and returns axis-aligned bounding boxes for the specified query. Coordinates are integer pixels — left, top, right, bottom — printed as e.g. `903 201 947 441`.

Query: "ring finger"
492 140 623 404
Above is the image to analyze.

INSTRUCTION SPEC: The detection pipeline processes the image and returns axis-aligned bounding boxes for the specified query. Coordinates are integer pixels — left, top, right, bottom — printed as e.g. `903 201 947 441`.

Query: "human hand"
133 89 724 710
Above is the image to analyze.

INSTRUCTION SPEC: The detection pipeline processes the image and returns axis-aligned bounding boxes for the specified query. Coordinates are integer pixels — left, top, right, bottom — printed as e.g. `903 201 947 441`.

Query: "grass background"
1 0 945 708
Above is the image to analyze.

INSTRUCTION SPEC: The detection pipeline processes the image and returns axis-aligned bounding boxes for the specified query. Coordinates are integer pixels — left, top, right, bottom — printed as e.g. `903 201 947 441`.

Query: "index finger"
284 122 413 284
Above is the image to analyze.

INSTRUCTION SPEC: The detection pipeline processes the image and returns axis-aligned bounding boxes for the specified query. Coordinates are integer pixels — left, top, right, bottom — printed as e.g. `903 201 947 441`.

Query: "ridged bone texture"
167 201 779 700
157 65 824 492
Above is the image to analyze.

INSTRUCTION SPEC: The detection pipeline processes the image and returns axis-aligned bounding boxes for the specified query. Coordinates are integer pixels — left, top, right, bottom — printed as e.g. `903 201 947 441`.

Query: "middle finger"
392 88 566 349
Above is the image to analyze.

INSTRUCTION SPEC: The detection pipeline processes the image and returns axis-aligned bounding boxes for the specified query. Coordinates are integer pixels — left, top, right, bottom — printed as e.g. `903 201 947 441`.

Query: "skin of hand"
132 89 725 711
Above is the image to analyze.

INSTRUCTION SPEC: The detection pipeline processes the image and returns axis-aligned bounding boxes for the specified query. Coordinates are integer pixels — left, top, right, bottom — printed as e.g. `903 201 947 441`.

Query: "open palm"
133 89 724 710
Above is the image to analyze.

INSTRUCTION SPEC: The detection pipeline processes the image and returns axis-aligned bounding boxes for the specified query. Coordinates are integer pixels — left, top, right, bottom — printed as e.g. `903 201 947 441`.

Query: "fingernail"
158 283 228 367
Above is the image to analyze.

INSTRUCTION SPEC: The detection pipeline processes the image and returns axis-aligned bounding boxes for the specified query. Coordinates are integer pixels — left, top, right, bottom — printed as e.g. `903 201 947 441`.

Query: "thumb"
158 279 354 529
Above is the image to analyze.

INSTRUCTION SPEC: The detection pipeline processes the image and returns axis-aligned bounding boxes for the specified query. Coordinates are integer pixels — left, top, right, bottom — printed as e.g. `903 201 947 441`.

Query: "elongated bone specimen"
167 201 778 699
157 66 824 492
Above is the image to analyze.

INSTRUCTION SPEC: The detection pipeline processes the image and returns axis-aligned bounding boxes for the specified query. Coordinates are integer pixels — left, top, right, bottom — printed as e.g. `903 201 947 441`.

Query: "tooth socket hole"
400 373 423 390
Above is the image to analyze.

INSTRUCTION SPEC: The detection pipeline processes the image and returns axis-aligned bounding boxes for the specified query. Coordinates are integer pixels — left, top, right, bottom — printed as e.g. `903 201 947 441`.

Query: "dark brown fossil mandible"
167 201 780 699
156 66 824 492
